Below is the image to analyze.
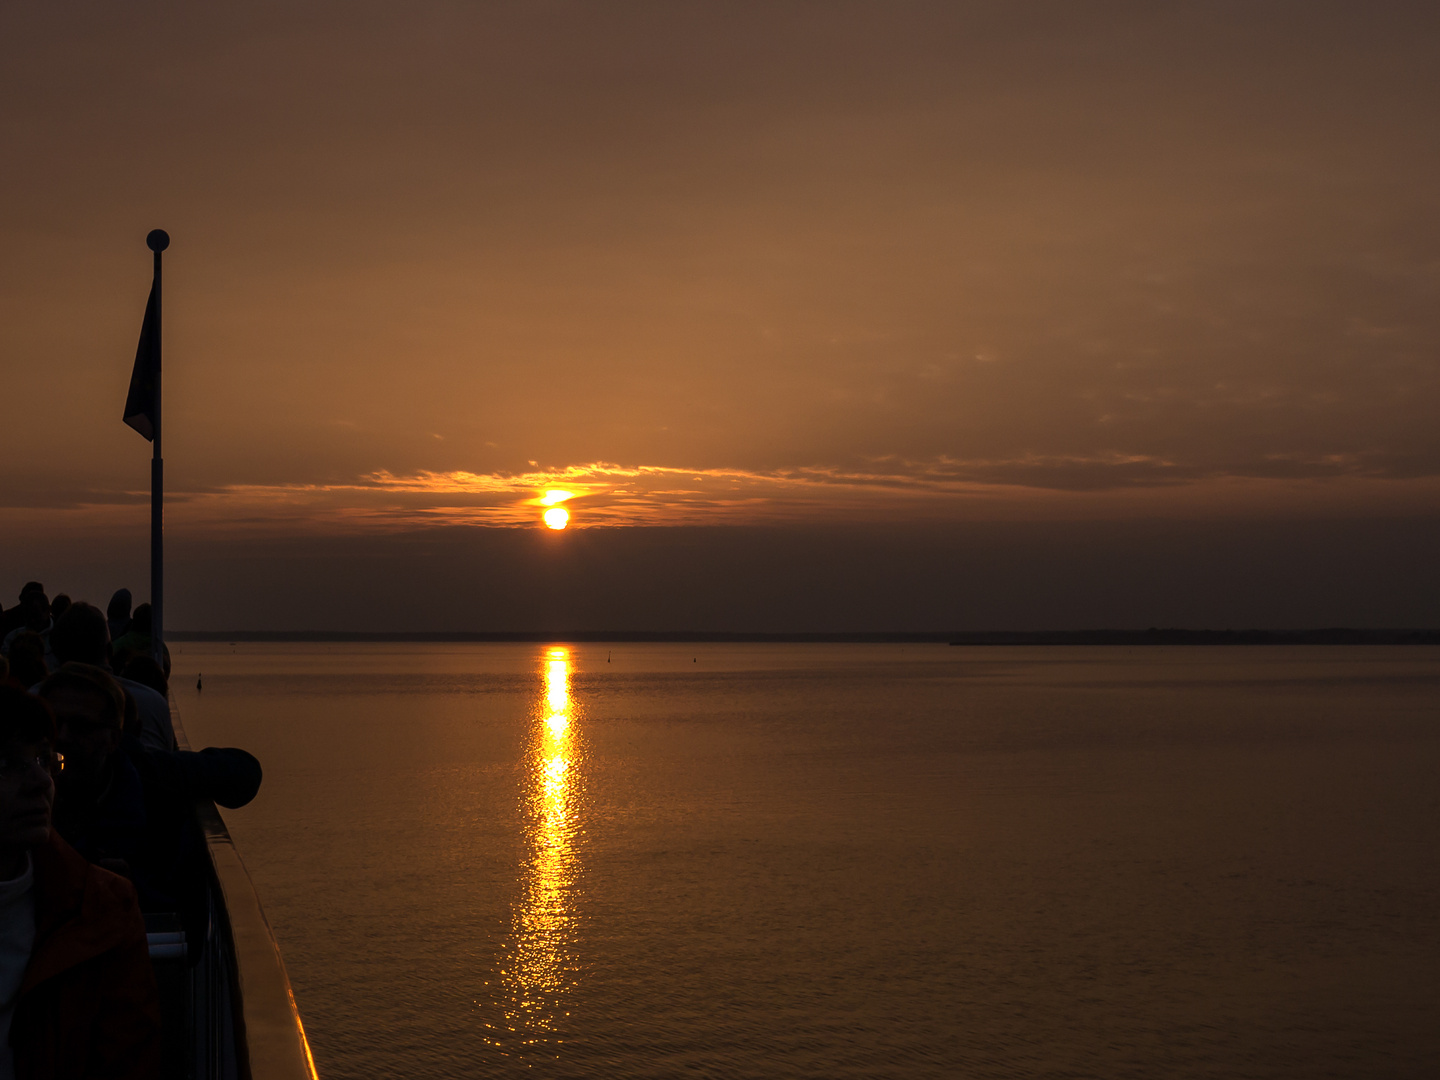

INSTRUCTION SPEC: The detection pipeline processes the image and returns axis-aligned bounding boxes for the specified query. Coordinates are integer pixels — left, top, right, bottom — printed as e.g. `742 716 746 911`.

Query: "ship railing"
150 698 319 1080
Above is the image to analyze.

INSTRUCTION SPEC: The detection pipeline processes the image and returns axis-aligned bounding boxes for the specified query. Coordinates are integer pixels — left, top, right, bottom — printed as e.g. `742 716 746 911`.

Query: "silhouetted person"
39 666 262 922
43 597 71 670
105 589 132 647
0 584 44 640
4 635 47 692
48 595 71 627
110 604 169 680
1 592 50 658
50 602 175 751
0 684 161 1079
39 666 145 881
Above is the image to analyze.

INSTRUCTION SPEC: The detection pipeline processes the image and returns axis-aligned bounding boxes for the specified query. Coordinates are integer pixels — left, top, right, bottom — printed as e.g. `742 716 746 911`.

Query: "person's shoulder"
32 832 142 928
32 830 91 901
26 834 147 993
82 861 143 921
52 833 142 914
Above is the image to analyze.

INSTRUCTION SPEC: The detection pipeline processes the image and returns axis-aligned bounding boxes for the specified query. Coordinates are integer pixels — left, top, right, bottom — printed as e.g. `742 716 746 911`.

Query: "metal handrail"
171 699 319 1080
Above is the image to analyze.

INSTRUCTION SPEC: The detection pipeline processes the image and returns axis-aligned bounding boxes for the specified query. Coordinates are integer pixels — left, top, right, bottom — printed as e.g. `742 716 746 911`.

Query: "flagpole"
147 228 169 666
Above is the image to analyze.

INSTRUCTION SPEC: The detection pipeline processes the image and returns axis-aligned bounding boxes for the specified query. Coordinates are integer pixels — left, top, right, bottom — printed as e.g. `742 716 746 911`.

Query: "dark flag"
123 282 158 440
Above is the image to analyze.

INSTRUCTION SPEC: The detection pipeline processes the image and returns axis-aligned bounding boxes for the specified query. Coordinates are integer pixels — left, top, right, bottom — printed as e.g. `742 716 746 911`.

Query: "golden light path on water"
486 647 584 1056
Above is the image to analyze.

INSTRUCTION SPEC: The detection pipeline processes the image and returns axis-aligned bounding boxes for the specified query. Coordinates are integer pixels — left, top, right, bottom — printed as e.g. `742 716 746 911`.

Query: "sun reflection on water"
484 646 585 1057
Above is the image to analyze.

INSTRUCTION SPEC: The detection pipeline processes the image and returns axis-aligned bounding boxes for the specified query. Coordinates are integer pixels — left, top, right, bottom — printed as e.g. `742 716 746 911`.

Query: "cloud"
1 453 1416 538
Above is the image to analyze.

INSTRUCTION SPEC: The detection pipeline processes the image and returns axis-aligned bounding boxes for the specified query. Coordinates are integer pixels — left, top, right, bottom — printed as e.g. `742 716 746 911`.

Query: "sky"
2 1 1438 630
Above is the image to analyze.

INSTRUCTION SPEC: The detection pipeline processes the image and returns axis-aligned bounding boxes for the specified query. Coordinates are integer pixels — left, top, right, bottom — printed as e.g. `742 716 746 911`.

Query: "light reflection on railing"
485 646 584 1057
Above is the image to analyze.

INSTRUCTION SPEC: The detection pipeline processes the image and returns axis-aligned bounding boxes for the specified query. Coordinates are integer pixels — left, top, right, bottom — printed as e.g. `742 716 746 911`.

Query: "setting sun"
544 506 569 530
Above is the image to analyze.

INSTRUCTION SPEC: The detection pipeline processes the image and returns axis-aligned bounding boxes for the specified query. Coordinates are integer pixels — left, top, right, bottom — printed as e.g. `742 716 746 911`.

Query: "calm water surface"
175 644 1440 1078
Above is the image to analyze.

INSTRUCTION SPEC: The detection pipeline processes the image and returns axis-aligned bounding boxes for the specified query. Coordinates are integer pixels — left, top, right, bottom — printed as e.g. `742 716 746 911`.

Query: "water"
175 643 1440 1078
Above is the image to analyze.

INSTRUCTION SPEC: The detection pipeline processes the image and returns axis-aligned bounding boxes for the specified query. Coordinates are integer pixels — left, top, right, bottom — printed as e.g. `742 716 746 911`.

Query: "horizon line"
166 629 1440 645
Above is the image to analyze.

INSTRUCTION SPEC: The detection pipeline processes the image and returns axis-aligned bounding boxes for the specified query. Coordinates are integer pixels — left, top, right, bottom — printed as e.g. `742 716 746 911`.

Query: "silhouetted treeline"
946 628 1440 646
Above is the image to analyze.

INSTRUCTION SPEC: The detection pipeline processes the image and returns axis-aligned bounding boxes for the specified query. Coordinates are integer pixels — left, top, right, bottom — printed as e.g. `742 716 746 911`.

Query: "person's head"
0 686 59 859
106 589 132 622
49 601 110 667
121 654 168 699
49 594 71 623
21 590 50 631
37 664 124 793
17 582 43 604
129 604 152 635
6 633 47 689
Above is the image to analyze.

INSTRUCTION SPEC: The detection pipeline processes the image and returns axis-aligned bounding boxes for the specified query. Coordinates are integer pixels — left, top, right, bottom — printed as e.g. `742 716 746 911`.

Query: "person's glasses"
0 749 63 779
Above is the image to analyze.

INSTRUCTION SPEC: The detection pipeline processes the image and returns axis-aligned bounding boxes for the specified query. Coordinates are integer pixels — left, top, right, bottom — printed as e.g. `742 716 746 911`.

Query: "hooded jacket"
11 831 160 1080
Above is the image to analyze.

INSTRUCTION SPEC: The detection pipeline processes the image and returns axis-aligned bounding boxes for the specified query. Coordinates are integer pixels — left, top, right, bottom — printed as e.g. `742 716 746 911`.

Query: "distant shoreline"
167 629 1440 645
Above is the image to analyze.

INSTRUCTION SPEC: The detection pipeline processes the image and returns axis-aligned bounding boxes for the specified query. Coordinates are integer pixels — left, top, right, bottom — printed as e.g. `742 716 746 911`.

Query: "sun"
544 506 569 529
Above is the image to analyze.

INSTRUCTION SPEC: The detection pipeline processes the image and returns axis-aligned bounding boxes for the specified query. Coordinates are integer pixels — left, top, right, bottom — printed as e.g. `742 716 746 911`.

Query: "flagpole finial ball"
146 229 170 252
